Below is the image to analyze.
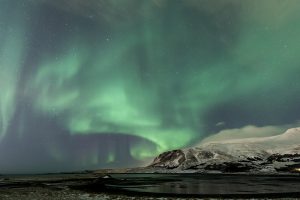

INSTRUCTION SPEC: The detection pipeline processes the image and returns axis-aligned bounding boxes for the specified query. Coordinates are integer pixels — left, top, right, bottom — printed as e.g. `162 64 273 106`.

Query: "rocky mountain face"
143 128 300 174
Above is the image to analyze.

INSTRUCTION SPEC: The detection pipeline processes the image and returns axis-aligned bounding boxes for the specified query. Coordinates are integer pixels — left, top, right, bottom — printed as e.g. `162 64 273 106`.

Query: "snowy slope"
147 128 300 174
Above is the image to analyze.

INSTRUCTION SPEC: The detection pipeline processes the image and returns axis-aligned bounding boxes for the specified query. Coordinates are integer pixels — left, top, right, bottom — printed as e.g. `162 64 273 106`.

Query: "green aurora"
1 0 300 172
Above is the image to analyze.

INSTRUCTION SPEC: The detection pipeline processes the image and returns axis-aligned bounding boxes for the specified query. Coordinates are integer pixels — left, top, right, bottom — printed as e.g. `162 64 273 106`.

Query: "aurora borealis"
1 0 300 173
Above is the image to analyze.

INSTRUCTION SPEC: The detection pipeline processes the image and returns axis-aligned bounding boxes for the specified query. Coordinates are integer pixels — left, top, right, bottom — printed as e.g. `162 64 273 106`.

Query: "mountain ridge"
133 127 300 174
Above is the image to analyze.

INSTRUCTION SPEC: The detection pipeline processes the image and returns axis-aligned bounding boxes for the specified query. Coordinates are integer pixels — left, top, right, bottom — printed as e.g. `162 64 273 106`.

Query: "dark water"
107 174 300 196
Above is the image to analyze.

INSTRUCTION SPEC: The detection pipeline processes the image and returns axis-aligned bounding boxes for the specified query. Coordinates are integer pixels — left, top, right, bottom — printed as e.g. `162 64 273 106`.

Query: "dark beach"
1 173 300 200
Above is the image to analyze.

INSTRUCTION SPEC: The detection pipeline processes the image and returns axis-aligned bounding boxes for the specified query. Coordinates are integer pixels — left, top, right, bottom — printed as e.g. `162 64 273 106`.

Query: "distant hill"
128 128 300 174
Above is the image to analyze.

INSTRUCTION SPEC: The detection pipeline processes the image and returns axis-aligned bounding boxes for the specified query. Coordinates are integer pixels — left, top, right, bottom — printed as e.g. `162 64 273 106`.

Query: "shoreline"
1 172 300 199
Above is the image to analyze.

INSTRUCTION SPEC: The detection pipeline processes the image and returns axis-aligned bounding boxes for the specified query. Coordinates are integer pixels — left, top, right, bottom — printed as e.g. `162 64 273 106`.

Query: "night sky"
1 0 300 173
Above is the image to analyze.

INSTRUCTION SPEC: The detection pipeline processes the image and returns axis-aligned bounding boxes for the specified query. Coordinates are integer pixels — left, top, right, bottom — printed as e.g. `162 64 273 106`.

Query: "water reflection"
109 174 300 195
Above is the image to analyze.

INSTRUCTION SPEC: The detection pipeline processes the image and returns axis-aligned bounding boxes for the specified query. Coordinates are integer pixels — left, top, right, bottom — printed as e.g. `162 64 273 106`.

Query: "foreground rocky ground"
0 186 203 200
0 173 218 200
2 187 300 200
1 173 300 200
0 174 188 200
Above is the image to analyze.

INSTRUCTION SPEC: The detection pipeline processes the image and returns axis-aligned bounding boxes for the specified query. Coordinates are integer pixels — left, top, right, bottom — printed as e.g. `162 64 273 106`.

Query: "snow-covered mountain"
143 128 300 174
